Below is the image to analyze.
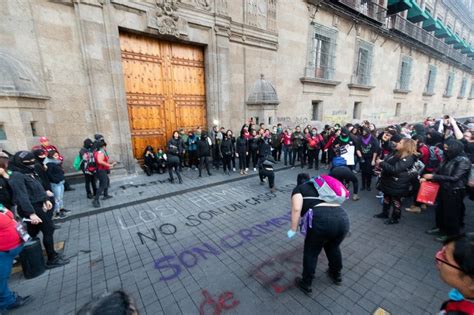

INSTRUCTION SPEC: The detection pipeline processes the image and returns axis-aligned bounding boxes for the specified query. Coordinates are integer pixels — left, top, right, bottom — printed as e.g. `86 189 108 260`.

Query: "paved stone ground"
8 166 472 315
61 163 290 219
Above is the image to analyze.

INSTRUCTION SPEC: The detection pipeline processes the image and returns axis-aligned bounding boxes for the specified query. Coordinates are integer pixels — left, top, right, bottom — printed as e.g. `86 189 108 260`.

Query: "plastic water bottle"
17 220 32 243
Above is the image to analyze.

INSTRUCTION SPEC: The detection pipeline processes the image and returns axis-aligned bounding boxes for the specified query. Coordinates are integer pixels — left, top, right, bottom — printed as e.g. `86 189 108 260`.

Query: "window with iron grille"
397 56 412 91
424 65 437 94
444 71 454 97
305 23 338 80
353 40 374 86
470 82 474 99
0 124 6 141
459 77 467 98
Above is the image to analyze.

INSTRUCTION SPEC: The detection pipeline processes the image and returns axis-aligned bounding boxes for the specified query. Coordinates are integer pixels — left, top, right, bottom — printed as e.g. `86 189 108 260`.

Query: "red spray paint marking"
199 289 239 315
249 246 304 294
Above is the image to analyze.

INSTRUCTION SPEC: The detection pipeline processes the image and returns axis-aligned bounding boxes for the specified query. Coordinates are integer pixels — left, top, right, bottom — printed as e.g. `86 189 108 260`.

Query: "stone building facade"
0 0 473 173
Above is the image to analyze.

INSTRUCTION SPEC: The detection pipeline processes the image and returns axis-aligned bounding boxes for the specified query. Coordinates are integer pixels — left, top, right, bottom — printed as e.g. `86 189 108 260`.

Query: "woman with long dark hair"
357 127 379 191
236 128 249 175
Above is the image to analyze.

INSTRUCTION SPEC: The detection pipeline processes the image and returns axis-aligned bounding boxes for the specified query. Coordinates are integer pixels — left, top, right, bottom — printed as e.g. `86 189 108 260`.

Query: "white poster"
341 145 355 166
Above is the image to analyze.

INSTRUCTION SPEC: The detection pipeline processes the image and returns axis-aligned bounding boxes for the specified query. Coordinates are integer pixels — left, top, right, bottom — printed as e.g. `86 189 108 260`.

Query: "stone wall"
0 0 473 174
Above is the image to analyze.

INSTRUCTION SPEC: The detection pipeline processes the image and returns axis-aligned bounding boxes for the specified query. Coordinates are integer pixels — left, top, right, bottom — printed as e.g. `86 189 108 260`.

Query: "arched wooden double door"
119 32 207 159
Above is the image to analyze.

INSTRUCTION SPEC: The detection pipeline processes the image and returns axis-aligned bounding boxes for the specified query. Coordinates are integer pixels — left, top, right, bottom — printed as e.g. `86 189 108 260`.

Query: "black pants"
302 206 350 286
238 152 247 171
94 170 110 201
168 161 182 182
259 168 275 188
212 146 220 169
292 146 304 167
84 173 97 196
307 149 320 169
188 151 198 168
436 189 466 236
248 149 258 169
222 154 232 172
26 202 57 261
231 155 236 169
329 166 359 194
272 147 282 161
199 156 211 176
360 160 373 189
383 194 402 219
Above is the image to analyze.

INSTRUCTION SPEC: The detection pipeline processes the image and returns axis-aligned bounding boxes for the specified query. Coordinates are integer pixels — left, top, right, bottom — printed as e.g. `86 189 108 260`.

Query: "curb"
57 165 296 222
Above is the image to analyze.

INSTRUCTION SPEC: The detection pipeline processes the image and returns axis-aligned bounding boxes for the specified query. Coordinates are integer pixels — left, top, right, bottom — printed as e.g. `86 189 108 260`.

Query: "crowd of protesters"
1 114 474 312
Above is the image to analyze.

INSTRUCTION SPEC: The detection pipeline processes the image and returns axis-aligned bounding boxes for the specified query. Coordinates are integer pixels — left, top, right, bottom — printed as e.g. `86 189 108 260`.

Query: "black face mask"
22 160 36 169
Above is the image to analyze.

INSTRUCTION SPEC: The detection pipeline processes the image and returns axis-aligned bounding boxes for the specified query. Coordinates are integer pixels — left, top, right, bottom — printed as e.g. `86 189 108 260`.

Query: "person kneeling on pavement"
329 156 360 201
8 151 69 268
0 204 33 311
258 155 276 192
288 174 350 294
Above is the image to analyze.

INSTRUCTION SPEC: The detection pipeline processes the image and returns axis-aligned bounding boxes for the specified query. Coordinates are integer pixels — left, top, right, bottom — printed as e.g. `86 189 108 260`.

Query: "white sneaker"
245 168 249 172
253 168 257 172
233 168 236 172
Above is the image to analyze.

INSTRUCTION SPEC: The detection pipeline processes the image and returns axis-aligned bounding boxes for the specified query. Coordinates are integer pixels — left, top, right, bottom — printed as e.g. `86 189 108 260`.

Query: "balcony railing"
389 14 473 69
335 0 387 24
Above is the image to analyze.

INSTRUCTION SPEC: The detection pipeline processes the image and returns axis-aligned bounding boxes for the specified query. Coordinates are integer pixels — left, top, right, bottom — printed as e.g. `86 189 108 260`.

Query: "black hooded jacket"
379 152 416 197
33 149 51 191
197 134 211 157
8 151 48 217
433 140 471 191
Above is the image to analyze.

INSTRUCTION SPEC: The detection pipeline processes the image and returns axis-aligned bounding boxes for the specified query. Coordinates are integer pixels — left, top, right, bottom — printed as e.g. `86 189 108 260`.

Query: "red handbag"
416 181 440 205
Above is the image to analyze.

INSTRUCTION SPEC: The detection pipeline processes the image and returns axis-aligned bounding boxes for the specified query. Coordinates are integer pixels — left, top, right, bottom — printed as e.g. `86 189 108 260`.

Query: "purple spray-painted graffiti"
153 212 292 282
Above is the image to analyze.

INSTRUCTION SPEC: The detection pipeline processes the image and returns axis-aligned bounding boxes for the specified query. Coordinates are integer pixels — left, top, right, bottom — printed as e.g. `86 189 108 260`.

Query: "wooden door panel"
120 32 207 160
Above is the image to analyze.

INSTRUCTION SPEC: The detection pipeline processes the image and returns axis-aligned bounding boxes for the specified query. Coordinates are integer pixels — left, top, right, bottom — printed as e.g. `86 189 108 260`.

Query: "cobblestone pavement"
9 166 470 315
61 163 290 219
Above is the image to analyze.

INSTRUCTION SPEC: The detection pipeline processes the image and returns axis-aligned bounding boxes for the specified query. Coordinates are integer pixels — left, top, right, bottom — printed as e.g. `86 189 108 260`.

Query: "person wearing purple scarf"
357 127 379 191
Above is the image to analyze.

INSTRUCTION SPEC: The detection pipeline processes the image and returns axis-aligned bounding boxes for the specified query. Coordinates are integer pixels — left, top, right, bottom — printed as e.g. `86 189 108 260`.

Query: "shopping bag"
416 181 440 205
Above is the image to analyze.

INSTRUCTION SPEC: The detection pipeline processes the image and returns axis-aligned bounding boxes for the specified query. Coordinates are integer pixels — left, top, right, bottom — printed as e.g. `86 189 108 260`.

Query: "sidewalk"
61 163 294 221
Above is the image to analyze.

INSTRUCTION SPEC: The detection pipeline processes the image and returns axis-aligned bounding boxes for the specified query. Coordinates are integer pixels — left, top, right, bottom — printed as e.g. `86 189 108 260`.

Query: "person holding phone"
8 151 69 268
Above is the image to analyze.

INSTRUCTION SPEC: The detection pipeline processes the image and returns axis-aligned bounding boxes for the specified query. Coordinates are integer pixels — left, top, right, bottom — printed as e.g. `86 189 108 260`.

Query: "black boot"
327 270 342 285
92 199 100 208
373 212 388 219
294 277 312 295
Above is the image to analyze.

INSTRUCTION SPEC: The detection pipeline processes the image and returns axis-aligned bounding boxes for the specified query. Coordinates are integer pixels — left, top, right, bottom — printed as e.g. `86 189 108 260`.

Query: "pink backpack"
311 175 349 204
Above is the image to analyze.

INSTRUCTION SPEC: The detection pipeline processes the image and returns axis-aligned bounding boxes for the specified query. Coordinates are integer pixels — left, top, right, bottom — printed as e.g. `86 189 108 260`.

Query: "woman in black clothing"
236 129 249 175
248 129 259 172
0 153 13 209
197 132 212 177
226 130 236 172
168 131 185 171
357 127 379 191
32 149 56 217
220 133 234 175
423 140 471 241
79 139 97 199
8 151 69 268
143 146 158 176
289 175 350 294
375 138 418 224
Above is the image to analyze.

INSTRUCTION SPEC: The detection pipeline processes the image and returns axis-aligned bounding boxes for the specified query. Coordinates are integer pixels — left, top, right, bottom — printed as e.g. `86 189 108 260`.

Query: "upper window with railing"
352 40 374 86
304 23 338 81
